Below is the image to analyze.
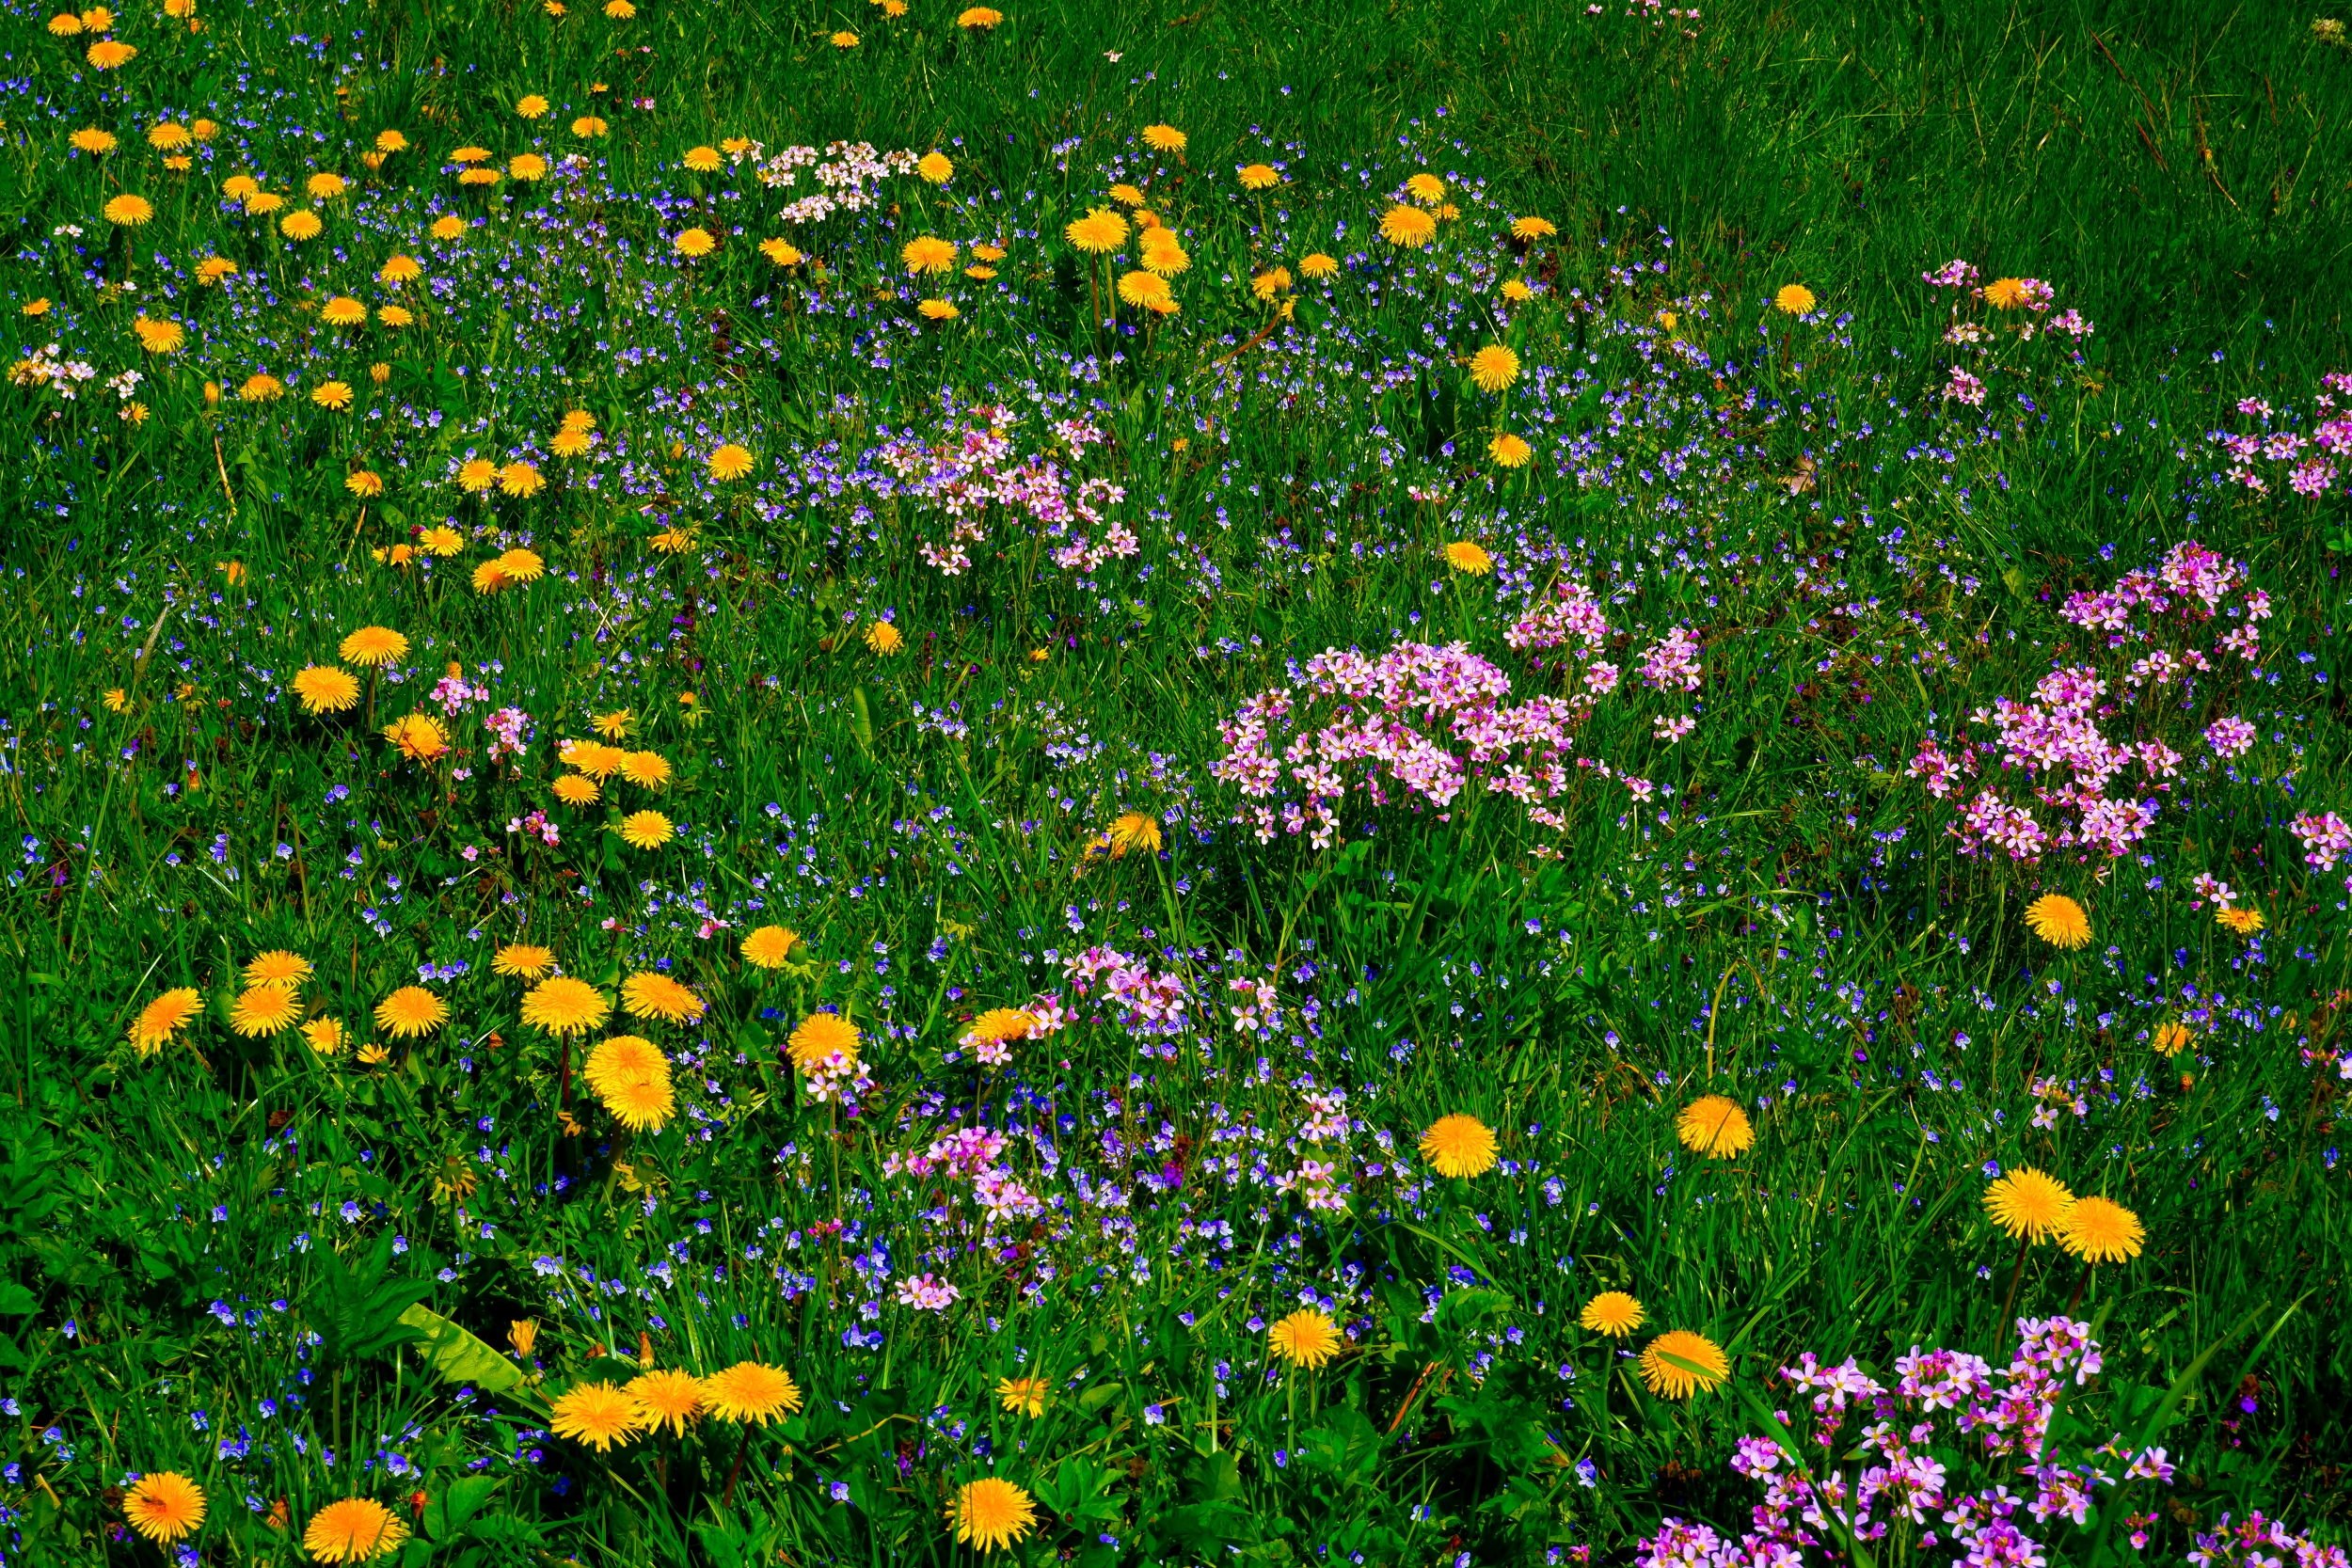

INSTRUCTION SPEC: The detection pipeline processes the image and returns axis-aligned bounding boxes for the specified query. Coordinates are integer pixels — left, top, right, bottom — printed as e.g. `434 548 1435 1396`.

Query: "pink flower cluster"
2189 1515 2349 1568
866 407 1131 576
883 1126 1043 1226
1908 543 2286 863
2206 372 2350 498
1214 590 1704 848
484 705 532 763
431 672 489 715
1063 945 1189 1044
2057 539 2266 640
1639 1319 2188 1568
894 1272 961 1310
2293 811 2352 871
1910 666 2162 861
1212 641 1615 847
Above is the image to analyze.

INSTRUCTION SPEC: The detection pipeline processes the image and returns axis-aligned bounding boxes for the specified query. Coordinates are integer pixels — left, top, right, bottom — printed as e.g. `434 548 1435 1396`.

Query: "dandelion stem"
721 1423 753 1511
1999 1233 2030 1335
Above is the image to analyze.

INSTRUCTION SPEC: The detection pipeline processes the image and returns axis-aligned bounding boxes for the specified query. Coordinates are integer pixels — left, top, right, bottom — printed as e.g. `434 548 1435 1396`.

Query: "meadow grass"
3 0 2351 1562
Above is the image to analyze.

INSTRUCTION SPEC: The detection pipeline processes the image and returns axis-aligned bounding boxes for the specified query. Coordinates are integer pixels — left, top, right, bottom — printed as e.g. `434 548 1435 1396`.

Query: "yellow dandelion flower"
673 227 715 258
493 944 555 978
1377 203 1436 246
230 985 303 1038
1580 1291 1645 1338
1117 270 1172 309
1489 432 1533 467
103 193 154 226
1773 283 1816 315
601 1071 674 1131
866 620 905 655
1238 163 1280 191
519 976 611 1037
948 1477 1036 1553
621 971 705 1025
1984 1167 2074 1243
122 1473 206 1544
1267 1308 1342 1369
1064 207 1128 253
996 1374 1050 1417
628 1368 705 1435
918 298 959 321
1419 1114 1498 1177
1468 344 1519 393
1443 541 1492 574
1299 252 1339 278
1107 812 1162 856
381 712 449 762
1982 277 2030 309
2152 1021 2193 1058
918 150 953 182
549 1381 644 1452
709 443 755 481
1141 123 1186 153
131 987 203 1055
1639 1330 1730 1399
1676 1095 1755 1160
701 1361 802 1424
618 810 675 850
583 1035 667 1097
374 985 448 1039
293 665 360 714
339 626 408 666
903 234 958 275
618 750 671 787
1512 215 1558 239
740 925 802 969
244 949 313 989
787 1011 859 1070
2217 906 2265 935
955 5 1001 25
2058 1195 2144 1264
302 1497 408 1562
2024 894 2091 951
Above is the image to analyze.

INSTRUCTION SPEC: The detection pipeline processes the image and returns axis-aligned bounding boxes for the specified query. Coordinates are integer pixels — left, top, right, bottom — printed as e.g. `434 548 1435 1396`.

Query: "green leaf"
397 1305 526 1397
0 1282 39 1315
422 1473 501 1542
